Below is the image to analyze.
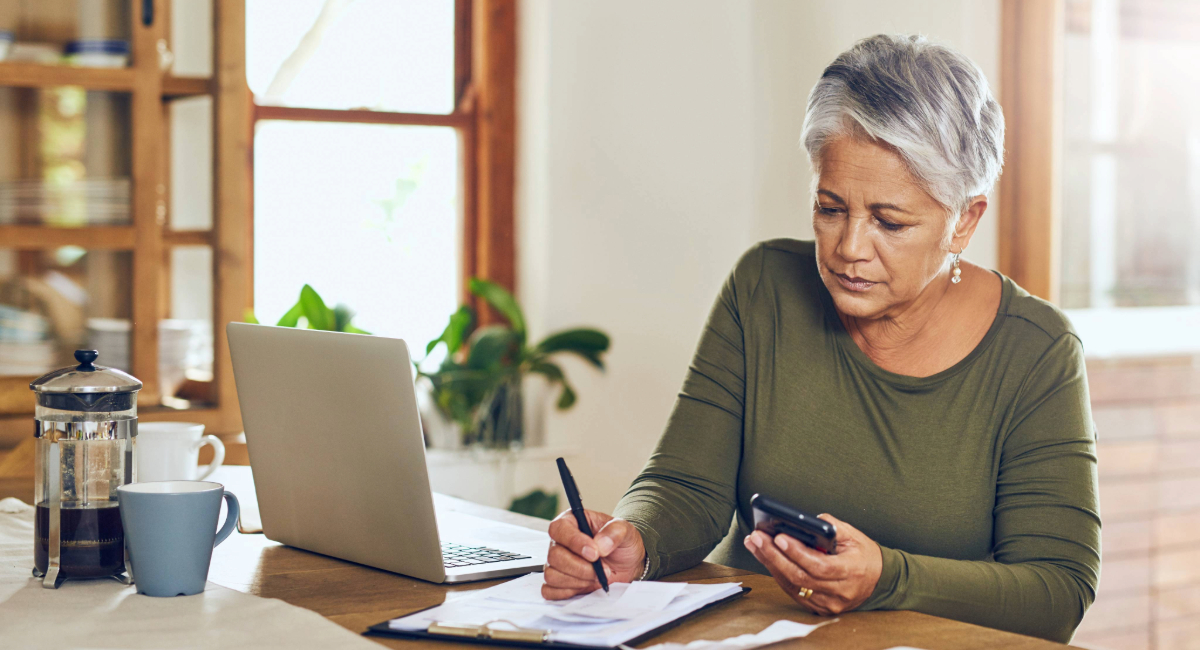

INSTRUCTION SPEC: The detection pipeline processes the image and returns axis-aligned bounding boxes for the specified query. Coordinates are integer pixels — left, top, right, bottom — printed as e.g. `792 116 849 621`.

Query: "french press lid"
29 350 142 411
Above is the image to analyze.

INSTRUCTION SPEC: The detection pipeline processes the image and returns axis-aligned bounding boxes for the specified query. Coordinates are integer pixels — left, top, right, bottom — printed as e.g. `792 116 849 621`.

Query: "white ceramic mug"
135 422 224 483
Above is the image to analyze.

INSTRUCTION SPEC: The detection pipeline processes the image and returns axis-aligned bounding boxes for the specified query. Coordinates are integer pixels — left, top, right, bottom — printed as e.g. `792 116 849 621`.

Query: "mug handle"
214 490 240 547
195 435 225 480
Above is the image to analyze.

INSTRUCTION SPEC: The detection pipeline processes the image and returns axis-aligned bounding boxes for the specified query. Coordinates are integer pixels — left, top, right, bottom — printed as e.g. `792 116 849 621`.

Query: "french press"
29 350 141 588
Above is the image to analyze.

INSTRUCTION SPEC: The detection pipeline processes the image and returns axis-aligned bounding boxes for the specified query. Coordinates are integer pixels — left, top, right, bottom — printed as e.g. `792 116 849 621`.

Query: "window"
1060 0 1200 356
246 0 515 350
1000 0 1200 357
1061 0 1200 309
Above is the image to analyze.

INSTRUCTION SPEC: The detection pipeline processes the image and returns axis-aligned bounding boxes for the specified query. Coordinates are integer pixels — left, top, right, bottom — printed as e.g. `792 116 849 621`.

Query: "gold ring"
798 587 813 599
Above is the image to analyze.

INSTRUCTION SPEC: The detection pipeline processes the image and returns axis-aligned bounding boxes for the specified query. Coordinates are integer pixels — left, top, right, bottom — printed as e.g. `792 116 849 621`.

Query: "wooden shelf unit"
0 63 211 99
0 0 249 447
0 225 137 249
0 61 136 91
161 75 211 98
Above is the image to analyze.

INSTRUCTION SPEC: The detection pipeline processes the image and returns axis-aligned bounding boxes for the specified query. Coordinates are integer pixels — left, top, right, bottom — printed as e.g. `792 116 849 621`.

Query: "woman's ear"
951 195 988 253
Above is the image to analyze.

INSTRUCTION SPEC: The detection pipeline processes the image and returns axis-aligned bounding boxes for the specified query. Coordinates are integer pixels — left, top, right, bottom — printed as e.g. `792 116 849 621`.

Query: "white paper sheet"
389 572 744 648
639 619 837 650
561 581 687 620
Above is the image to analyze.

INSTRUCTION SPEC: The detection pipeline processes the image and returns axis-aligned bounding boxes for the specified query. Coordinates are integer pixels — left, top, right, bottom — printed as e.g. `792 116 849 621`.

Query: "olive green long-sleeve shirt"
612 239 1100 643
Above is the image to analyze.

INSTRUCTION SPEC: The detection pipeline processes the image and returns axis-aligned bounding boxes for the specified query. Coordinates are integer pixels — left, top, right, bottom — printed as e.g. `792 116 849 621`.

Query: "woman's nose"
835 215 874 263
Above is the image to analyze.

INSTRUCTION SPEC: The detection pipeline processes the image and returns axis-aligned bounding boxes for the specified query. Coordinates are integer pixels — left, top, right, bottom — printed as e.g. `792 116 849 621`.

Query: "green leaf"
299 285 335 331
428 367 498 432
333 304 355 332
528 360 577 410
426 306 476 356
509 489 559 521
537 328 610 353
528 360 563 381
555 380 577 410
469 278 526 340
243 309 260 325
535 328 610 369
467 326 519 371
275 301 303 328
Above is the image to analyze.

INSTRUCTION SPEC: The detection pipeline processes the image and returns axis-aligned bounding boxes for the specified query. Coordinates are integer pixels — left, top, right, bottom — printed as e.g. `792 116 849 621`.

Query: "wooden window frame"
243 0 517 314
998 0 1064 303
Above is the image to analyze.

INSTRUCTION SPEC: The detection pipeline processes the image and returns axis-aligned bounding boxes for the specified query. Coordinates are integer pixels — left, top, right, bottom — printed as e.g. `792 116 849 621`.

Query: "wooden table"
0 477 1071 649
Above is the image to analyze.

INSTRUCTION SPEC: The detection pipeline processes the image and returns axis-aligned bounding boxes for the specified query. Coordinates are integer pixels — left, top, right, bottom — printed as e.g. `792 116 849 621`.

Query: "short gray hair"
801 34 1005 216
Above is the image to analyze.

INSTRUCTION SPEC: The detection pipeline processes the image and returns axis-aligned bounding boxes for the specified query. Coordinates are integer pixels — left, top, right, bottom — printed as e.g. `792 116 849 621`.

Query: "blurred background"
0 1 1195 647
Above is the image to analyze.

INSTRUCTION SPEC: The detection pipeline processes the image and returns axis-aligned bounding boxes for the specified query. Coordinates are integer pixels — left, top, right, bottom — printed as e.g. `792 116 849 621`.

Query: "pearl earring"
950 252 962 284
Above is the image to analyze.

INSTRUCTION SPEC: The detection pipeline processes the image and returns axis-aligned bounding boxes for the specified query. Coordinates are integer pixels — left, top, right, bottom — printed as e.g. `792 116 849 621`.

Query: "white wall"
518 0 1003 510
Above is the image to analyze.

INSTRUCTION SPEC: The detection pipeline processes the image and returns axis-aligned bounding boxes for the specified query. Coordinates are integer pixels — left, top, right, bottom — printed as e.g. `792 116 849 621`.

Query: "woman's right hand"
542 509 647 599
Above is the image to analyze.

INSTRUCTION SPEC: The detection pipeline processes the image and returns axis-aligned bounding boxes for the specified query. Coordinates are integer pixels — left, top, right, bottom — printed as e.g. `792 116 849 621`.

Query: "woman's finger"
543 565 597 590
746 534 839 614
801 590 840 616
541 583 592 600
749 532 832 591
548 543 605 581
773 534 845 581
548 513 603 562
753 552 823 614
818 513 849 534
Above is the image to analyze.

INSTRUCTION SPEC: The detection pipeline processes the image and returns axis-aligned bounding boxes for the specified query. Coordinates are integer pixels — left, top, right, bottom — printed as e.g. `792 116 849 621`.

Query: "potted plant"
420 278 610 448
244 284 371 333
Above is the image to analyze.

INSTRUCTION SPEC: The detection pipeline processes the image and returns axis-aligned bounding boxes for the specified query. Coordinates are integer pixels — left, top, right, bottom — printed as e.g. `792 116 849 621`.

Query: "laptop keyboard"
442 541 532 569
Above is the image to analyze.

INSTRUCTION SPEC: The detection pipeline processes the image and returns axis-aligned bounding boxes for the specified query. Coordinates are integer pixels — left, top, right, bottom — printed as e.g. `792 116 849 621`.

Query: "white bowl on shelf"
86 317 132 372
64 39 129 68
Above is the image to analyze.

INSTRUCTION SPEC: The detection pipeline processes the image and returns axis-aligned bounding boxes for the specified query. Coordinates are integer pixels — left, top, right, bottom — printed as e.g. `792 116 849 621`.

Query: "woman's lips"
835 273 877 292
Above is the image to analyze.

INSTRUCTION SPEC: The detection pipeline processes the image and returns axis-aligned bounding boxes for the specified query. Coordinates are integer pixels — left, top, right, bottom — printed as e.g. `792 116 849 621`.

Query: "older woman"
541 34 1100 643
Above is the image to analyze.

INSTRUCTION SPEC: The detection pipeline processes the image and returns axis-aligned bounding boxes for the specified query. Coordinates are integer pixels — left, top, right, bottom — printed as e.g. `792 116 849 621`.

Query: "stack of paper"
389 574 744 648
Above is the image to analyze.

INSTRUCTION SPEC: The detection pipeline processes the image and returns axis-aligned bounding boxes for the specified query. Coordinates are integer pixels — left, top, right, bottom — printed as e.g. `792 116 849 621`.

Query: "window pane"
253 121 460 352
163 246 213 407
169 0 214 77
245 0 455 114
1060 0 1200 308
169 96 212 231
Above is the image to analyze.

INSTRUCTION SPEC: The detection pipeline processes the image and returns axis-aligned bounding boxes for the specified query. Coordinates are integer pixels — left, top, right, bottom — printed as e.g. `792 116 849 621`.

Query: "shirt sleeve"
611 245 763 579
860 332 1102 643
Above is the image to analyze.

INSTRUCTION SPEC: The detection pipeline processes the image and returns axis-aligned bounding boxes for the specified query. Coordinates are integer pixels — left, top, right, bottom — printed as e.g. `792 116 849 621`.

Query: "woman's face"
812 136 958 320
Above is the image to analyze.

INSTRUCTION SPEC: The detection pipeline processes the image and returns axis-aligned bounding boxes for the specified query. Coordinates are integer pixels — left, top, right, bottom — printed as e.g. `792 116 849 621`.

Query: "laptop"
226 322 549 583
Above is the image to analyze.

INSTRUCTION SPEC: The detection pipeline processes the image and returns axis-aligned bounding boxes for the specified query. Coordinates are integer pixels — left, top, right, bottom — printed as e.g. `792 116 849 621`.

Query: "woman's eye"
818 206 843 216
876 218 905 232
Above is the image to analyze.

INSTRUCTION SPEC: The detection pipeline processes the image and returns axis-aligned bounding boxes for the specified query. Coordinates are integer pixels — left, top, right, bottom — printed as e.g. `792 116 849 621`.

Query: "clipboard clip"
428 620 552 643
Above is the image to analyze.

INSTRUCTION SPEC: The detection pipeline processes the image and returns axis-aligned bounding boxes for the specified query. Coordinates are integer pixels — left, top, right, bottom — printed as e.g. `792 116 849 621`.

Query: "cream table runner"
0 497 380 649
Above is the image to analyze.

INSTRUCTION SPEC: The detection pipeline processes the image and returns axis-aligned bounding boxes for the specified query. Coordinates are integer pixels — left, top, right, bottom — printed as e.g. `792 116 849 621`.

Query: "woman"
541 34 1100 644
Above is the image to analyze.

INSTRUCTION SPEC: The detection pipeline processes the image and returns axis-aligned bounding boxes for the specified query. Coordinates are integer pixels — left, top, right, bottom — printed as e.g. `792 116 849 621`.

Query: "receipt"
640 619 837 650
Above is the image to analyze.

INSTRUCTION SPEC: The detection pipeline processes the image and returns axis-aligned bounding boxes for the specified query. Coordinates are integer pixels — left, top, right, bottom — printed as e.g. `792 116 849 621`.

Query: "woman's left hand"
743 514 883 616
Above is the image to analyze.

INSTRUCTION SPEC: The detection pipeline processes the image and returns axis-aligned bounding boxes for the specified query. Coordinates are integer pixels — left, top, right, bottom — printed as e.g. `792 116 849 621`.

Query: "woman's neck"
838 263 1001 377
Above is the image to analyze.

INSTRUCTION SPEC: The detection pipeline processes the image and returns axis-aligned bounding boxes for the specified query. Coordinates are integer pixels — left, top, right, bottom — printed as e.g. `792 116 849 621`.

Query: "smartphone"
750 493 838 555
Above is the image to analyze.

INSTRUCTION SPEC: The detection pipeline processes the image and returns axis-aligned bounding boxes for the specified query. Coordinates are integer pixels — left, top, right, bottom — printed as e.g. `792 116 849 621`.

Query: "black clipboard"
364 586 750 650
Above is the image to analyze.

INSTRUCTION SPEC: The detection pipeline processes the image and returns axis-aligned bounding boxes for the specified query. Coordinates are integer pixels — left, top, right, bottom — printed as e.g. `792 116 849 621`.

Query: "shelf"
0 63 210 98
0 225 136 250
164 230 212 246
0 61 136 92
163 76 211 98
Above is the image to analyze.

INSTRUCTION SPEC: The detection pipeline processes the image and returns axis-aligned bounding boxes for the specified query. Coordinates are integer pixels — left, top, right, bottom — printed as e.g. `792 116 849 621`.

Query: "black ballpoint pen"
556 457 610 593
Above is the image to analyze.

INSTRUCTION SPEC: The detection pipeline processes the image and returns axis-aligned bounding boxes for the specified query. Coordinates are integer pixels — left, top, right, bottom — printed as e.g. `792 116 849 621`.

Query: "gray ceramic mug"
117 480 239 597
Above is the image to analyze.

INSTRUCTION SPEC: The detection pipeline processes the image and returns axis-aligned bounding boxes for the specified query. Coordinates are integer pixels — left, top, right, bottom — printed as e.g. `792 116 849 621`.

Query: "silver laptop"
227 322 549 583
